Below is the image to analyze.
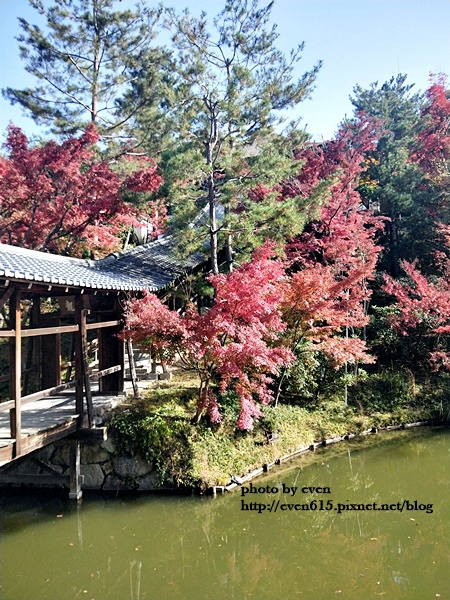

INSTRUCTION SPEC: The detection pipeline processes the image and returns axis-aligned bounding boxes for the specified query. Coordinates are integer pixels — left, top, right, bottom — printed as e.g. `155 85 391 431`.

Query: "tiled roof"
0 237 203 292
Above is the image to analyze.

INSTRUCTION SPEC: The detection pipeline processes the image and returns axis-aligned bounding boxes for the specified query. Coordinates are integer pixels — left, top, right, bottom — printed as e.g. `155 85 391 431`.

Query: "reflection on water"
1 427 449 599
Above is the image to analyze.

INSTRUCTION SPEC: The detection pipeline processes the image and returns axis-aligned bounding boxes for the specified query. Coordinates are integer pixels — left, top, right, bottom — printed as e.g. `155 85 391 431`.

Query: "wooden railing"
0 319 120 338
0 295 122 458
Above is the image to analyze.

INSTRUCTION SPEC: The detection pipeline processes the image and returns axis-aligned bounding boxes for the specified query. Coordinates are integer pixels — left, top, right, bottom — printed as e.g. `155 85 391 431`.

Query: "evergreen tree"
350 75 424 276
2 0 165 139
130 0 322 273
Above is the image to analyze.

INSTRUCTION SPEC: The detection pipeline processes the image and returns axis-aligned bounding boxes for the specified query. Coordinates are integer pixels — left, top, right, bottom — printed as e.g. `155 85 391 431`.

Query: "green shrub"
109 409 195 487
348 368 418 412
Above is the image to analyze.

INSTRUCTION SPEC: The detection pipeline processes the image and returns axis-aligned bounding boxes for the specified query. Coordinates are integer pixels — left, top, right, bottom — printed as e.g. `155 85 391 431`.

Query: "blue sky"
0 0 449 142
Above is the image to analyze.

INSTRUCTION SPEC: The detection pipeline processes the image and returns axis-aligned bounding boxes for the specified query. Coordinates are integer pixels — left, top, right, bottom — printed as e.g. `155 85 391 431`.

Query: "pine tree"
2 0 165 139
131 0 322 273
350 74 424 276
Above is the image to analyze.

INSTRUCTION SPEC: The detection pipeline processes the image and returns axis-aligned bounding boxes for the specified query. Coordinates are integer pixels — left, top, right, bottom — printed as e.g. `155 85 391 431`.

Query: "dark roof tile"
0 237 203 292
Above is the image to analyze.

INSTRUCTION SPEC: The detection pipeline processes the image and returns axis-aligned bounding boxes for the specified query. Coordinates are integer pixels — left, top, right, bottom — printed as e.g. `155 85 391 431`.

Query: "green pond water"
1 427 449 600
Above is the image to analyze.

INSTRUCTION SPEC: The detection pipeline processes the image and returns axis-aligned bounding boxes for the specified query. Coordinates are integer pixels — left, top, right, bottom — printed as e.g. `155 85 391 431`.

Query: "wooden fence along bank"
0 240 201 498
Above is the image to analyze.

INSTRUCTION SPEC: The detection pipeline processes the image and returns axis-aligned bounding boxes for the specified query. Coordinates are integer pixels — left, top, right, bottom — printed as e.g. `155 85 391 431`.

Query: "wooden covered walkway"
0 239 201 496
0 388 125 468
0 392 80 467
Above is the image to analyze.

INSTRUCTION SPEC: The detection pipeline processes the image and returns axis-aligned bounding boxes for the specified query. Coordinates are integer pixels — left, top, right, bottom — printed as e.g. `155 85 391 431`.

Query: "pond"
1 427 449 599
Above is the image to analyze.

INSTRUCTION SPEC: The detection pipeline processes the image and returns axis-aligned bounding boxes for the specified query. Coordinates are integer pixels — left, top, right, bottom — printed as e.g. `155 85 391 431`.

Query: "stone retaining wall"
1 436 160 492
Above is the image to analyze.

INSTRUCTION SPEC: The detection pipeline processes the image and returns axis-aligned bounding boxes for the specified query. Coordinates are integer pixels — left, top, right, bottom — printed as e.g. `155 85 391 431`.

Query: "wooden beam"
0 320 118 338
86 320 120 330
0 329 16 338
21 324 79 337
30 457 67 476
126 339 140 397
90 364 122 381
67 427 108 442
0 286 14 310
22 380 75 403
0 381 76 413
0 442 14 466
0 473 71 486
19 418 79 455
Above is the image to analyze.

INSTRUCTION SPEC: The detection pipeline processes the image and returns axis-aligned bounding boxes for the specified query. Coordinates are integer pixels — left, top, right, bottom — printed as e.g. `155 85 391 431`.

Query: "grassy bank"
109 371 447 491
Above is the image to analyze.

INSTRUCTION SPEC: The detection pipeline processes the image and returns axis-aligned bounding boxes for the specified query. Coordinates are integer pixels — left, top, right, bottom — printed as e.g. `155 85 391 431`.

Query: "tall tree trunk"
91 0 100 123
205 110 220 274
209 175 219 275
389 216 400 277
225 233 233 273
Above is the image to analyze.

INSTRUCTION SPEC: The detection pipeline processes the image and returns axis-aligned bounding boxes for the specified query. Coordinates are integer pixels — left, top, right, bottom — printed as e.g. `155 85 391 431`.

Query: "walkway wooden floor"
0 390 127 468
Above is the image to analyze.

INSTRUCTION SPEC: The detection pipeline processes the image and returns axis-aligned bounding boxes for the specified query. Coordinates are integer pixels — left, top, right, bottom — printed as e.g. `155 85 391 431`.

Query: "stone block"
52 443 70 467
137 472 159 490
81 444 110 465
112 456 152 479
100 437 116 454
34 444 56 462
158 372 172 381
9 459 41 476
80 463 105 489
103 473 132 491
101 460 114 476
145 373 159 381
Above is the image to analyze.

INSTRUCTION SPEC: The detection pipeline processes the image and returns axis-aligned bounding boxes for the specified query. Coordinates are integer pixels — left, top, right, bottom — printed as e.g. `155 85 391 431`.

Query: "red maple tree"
411 74 450 177
383 258 450 371
282 117 384 368
122 242 294 430
0 124 164 256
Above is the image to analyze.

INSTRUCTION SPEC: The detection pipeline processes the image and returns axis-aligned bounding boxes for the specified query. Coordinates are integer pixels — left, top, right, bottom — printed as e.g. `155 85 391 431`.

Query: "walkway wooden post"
9 288 22 457
80 309 94 427
69 440 82 500
74 297 93 428
74 295 84 428
126 339 140 398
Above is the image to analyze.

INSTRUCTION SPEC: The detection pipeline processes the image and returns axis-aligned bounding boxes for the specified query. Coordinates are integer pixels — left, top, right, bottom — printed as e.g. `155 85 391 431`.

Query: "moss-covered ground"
108 370 447 490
